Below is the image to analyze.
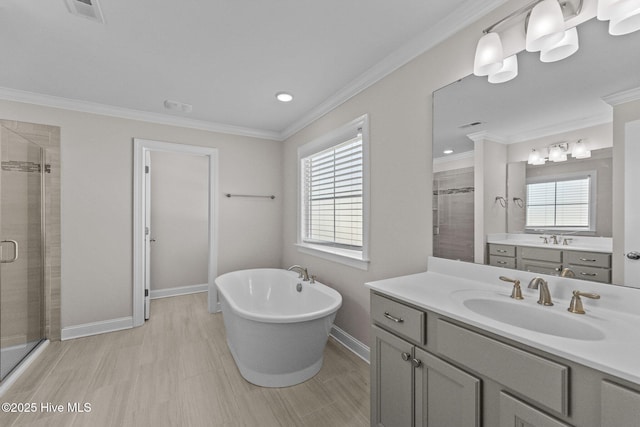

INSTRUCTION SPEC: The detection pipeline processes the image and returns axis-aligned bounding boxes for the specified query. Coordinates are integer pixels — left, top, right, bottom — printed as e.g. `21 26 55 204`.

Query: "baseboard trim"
330 325 370 363
61 316 133 341
150 284 208 299
0 340 49 397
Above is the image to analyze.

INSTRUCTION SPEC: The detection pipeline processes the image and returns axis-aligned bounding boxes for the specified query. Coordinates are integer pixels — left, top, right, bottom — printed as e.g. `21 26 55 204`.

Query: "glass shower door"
0 126 44 381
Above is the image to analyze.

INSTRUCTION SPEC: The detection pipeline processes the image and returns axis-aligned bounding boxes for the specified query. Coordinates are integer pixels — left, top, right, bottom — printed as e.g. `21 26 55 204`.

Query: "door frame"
133 138 219 327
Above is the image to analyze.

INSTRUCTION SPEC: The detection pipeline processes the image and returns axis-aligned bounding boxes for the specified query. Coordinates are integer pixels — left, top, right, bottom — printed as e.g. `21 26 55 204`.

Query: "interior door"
144 150 151 319
624 120 640 287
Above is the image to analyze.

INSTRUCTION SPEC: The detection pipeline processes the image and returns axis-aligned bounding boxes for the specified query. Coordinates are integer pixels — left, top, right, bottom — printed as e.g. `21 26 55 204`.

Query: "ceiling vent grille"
64 0 105 23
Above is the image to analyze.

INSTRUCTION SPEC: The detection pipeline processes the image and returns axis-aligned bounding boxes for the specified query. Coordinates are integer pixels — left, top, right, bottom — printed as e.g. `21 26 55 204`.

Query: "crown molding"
602 86 640 106
433 149 474 164
509 112 612 143
466 130 508 144
0 87 282 141
279 0 510 141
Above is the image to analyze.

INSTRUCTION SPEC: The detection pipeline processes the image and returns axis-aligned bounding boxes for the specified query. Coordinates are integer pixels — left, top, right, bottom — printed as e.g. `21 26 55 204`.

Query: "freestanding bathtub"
215 268 342 387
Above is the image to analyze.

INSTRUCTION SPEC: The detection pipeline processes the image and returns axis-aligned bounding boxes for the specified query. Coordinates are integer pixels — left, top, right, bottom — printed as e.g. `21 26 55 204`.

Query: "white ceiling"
0 0 506 140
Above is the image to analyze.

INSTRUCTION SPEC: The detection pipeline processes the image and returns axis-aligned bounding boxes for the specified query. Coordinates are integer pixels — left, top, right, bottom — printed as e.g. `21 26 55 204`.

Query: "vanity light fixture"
527 148 546 165
548 143 569 162
572 139 591 159
540 26 579 62
526 0 566 52
275 92 294 102
472 0 640 84
609 0 640 35
473 32 504 76
488 55 518 83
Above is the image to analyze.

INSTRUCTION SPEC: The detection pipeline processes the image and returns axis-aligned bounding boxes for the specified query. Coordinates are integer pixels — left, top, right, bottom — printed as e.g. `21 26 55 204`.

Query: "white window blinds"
526 176 591 228
302 135 363 250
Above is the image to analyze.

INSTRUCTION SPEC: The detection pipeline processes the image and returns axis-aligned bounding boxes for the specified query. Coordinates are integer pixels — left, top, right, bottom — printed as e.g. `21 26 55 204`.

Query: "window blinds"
302 136 363 249
526 176 591 228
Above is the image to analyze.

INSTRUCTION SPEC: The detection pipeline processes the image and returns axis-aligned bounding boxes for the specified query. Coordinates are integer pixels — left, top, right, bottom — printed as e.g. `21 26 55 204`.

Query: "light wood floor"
0 293 370 427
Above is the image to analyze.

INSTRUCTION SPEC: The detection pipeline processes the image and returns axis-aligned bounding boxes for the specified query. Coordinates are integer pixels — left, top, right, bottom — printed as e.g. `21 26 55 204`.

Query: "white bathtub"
215 268 342 387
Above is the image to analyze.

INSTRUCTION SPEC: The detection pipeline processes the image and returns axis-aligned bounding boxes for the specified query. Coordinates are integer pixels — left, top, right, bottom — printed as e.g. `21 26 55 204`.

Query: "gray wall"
0 99 283 331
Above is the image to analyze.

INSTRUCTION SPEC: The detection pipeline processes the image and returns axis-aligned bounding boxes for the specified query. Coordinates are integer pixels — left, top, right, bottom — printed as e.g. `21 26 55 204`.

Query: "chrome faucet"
549 235 559 245
287 265 309 281
560 268 575 278
528 277 554 306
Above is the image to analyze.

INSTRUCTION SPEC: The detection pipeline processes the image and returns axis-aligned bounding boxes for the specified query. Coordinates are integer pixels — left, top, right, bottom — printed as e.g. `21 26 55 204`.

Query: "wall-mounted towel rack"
225 193 276 200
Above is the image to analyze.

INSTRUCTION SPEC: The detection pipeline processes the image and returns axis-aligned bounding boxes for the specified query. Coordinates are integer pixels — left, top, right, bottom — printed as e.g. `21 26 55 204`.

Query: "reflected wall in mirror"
432 17 640 286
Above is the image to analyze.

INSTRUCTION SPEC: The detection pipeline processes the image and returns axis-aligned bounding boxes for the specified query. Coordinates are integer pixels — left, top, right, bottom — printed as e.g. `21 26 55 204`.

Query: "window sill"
295 243 370 270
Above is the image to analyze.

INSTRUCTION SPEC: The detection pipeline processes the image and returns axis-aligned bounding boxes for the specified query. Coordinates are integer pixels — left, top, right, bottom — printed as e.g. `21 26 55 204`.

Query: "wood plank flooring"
0 293 370 426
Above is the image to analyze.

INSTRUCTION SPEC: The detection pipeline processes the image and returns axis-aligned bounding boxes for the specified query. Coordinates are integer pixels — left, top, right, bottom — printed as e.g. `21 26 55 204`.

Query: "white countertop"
366 257 640 385
486 233 612 253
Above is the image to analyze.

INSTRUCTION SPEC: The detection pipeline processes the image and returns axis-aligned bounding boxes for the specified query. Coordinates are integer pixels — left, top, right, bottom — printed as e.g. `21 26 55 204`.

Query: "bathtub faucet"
287 265 310 281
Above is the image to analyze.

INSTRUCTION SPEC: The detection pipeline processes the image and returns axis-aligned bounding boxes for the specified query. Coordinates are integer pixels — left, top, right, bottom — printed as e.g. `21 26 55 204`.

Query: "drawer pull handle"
580 272 597 277
497 261 507 265
411 358 422 368
497 249 507 253
401 352 411 362
383 312 404 323
579 258 597 262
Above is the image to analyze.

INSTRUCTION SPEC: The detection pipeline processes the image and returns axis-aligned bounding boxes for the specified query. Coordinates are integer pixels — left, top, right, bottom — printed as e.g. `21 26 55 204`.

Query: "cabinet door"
414 347 480 427
601 381 640 427
499 393 570 427
371 325 414 427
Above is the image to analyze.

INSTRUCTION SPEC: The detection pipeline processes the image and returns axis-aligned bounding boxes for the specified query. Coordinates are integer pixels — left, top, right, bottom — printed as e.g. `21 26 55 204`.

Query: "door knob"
626 251 640 260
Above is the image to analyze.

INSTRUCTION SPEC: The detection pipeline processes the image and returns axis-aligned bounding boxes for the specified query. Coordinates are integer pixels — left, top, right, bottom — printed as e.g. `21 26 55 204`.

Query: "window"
297 115 369 269
525 173 595 231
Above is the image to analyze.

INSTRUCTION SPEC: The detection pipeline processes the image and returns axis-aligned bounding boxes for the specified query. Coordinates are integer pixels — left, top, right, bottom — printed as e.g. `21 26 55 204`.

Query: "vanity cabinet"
486 243 611 283
370 290 640 427
370 294 480 427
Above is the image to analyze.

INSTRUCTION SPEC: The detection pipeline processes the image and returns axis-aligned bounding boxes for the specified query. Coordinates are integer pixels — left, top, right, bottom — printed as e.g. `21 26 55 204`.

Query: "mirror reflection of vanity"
432 16 640 287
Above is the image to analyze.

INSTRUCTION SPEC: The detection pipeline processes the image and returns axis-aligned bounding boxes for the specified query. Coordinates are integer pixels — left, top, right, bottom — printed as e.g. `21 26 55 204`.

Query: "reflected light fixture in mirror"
526 0 566 52
572 139 592 159
548 143 568 162
528 148 546 165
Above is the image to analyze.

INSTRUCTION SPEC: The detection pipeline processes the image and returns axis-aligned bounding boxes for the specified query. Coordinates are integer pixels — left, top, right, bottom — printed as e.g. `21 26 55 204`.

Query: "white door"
144 150 152 319
624 120 640 287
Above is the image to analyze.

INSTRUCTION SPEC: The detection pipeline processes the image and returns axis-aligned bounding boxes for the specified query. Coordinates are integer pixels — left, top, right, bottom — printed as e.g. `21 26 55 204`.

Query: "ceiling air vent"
64 0 105 24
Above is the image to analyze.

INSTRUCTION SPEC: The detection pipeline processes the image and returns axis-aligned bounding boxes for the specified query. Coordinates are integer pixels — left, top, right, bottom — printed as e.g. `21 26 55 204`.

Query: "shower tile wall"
433 167 474 263
0 120 61 341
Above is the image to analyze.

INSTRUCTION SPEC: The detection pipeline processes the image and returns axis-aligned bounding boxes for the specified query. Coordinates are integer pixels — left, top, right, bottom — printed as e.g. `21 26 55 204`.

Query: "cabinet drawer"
564 250 611 268
570 265 611 283
489 244 516 257
489 255 516 269
518 260 562 276
436 320 568 415
371 293 425 344
520 246 562 262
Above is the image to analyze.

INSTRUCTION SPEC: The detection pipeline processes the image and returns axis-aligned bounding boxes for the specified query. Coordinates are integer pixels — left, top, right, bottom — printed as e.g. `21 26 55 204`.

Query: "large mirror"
432 17 640 286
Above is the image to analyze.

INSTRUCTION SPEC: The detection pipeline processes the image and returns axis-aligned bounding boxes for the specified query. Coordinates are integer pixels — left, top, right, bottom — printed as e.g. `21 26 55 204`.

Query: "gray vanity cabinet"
370 293 480 427
370 326 480 427
499 393 571 427
370 325 414 427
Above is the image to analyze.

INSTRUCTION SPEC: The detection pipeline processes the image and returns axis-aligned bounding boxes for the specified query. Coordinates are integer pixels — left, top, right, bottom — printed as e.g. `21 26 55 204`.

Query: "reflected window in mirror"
525 172 594 231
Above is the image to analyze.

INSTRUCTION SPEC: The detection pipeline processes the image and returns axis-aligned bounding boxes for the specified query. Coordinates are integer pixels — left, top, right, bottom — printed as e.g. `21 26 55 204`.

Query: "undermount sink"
463 298 605 341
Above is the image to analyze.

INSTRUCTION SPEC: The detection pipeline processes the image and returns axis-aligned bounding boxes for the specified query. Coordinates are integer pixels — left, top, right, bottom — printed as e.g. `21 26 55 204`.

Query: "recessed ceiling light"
276 92 294 102
443 149 454 155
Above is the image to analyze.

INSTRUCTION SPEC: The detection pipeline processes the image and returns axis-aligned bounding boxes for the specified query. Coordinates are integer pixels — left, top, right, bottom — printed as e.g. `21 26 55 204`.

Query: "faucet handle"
568 290 601 314
563 238 573 246
499 276 523 300
539 236 549 244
